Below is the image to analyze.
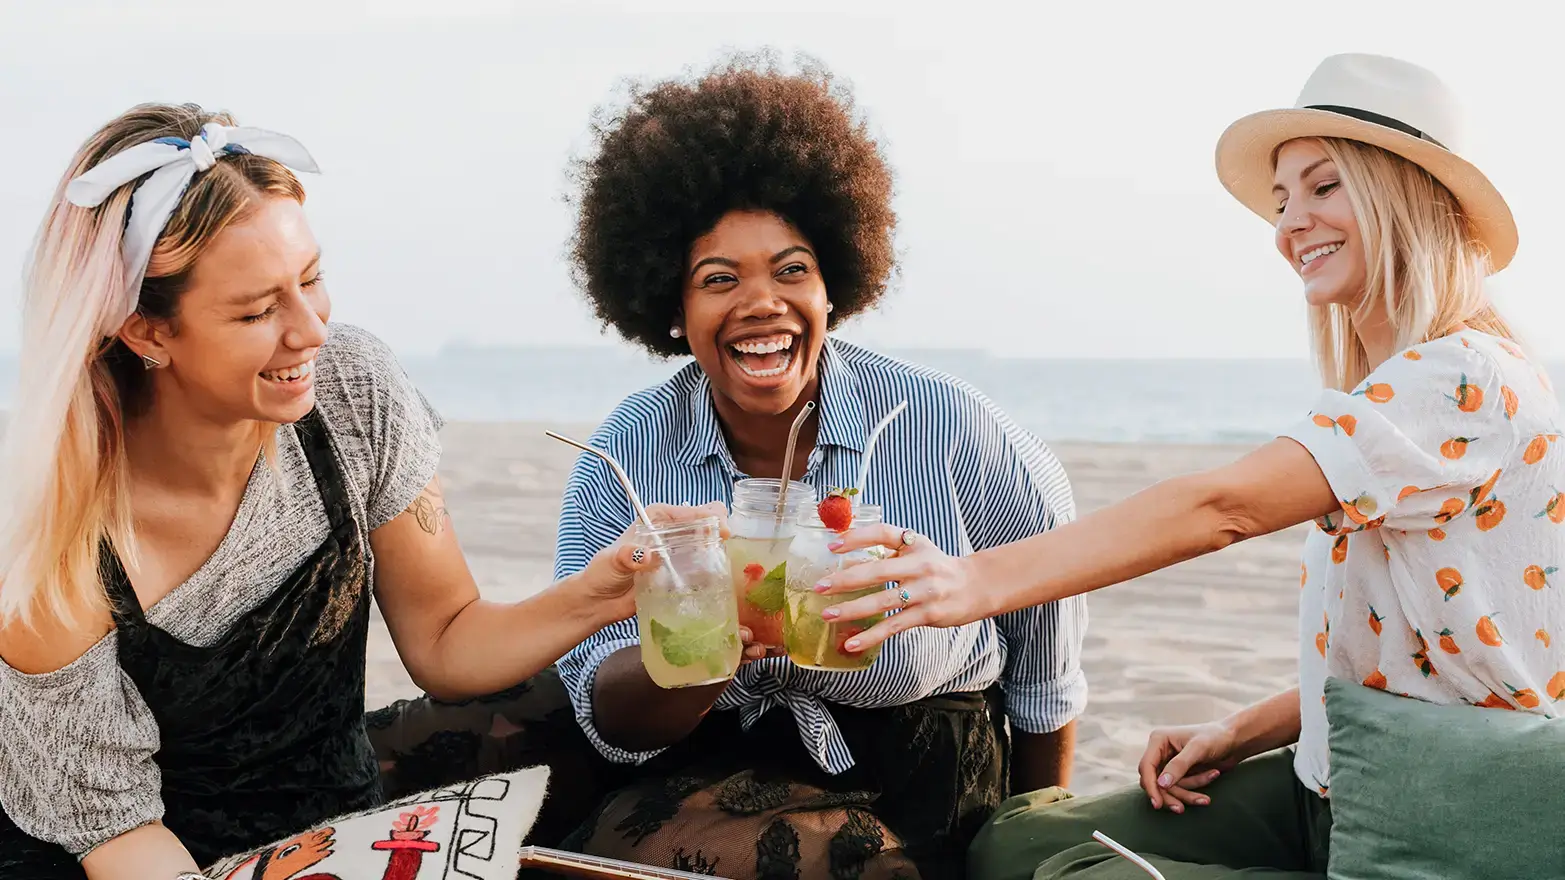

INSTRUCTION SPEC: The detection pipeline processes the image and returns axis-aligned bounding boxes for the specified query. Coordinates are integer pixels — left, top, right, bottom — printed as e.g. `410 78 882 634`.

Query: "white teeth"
730 334 794 355
735 348 793 378
262 359 315 383
1301 243 1342 265
728 333 797 380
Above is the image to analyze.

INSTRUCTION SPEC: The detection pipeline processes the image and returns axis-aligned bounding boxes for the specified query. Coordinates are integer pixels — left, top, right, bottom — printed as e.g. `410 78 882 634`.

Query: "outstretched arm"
369 476 716 701
817 438 1340 651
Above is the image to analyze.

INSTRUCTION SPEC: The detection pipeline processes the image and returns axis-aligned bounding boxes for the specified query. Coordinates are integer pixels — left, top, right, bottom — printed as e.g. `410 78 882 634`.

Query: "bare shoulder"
0 602 115 677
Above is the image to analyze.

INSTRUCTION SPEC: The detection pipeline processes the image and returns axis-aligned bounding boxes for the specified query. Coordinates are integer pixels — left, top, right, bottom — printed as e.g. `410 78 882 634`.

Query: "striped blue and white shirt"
553 337 1088 774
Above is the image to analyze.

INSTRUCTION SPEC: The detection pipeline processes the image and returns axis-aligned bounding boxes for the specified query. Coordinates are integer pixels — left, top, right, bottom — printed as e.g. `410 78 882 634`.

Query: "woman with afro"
544 53 1091 879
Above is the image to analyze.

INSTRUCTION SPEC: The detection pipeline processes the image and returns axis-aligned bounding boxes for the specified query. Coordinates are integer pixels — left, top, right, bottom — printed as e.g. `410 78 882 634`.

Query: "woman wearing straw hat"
465 51 1087 879
0 104 718 880
815 53 1565 878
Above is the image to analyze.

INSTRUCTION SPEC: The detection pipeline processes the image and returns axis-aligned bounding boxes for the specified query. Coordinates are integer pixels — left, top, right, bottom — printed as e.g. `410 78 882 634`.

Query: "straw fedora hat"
1215 53 1517 273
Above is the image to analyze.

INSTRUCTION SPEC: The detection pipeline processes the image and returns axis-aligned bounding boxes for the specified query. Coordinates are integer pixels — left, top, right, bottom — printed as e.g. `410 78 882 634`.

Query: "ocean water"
394 345 1327 444
0 345 1557 445
393 342 1565 445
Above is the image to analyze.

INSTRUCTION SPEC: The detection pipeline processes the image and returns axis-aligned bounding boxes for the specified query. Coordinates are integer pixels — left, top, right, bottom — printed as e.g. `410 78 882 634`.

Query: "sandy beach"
366 423 1309 797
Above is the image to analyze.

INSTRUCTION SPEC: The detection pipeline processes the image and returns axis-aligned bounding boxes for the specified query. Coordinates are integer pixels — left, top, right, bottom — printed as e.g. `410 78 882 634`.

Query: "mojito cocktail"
727 478 814 649
633 515 742 688
782 498 889 671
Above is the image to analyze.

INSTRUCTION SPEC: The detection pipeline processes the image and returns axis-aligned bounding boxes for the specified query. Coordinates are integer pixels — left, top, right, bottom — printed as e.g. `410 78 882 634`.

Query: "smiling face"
679 209 831 417
1273 139 1367 308
128 196 330 426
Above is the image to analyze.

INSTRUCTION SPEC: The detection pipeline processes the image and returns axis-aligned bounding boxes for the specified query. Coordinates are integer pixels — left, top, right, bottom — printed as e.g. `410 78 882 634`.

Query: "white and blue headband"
64 121 321 336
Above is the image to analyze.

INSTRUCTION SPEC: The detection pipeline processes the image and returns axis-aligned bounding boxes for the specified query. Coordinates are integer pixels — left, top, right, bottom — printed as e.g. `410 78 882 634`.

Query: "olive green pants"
967 749 1331 880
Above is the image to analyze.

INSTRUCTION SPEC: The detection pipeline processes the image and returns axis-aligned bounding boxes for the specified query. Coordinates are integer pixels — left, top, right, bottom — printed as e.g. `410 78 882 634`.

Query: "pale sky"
1 0 1558 359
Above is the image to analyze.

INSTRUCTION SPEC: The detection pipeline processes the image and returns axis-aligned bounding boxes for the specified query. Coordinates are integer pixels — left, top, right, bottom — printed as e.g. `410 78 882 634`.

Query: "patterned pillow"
205 766 549 880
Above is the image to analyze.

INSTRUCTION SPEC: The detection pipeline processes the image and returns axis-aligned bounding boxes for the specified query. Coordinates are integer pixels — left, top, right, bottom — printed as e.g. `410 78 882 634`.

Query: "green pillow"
1323 676 1565 879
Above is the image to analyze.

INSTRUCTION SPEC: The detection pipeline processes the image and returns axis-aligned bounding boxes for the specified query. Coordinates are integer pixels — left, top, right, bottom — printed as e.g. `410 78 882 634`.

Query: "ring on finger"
631 548 646 564
898 529 918 550
897 587 913 609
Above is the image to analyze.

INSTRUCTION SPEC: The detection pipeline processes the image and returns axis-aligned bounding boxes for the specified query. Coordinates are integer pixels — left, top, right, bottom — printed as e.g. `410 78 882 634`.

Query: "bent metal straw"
853 400 908 503
774 401 817 521
546 430 688 588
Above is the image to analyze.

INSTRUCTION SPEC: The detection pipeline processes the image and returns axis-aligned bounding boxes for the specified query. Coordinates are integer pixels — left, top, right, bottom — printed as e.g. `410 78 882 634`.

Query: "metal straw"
1092 831 1166 880
546 431 659 531
853 400 908 502
546 431 691 589
774 401 817 521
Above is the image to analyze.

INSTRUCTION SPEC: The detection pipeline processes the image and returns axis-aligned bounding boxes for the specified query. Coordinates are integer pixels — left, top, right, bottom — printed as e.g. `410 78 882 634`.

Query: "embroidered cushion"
205 765 549 879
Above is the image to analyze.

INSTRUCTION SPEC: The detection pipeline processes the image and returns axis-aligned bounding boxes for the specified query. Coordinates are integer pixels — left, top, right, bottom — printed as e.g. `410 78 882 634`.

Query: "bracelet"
173 873 214 880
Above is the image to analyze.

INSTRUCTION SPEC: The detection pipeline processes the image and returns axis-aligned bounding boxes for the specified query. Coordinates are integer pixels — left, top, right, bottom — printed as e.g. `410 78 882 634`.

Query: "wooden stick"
518 846 734 879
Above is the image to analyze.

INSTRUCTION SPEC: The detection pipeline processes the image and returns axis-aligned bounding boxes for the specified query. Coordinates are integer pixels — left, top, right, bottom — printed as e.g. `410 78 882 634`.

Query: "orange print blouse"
1286 329 1565 797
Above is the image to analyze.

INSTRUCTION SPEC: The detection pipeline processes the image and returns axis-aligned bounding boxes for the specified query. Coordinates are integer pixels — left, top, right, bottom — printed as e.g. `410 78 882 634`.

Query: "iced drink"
727 478 815 649
782 502 889 671
632 515 743 689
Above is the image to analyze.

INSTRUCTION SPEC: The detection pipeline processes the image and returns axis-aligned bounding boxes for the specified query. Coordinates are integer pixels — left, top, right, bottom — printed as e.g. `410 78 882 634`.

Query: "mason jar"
632 515 742 689
782 503 890 672
726 478 816 649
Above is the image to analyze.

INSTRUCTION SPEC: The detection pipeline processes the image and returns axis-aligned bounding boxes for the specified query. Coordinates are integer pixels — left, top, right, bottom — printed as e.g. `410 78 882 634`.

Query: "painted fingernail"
844 639 860 651
1196 796 1209 805
813 582 830 593
821 608 840 620
630 547 646 564
1157 774 1171 788
1171 804 1182 814
827 541 844 551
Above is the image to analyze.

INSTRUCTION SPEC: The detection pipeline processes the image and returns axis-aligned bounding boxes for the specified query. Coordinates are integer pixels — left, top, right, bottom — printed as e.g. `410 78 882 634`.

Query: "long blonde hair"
1299 137 1515 391
0 103 305 630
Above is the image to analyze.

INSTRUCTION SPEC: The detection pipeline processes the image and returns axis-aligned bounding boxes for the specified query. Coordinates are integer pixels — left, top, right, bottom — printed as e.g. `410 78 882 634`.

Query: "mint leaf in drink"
649 618 674 646
744 562 787 613
649 617 733 668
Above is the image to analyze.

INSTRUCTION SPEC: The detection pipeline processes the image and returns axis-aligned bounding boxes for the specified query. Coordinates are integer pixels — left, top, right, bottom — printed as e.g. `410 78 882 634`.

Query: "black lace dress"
369 680 1011 879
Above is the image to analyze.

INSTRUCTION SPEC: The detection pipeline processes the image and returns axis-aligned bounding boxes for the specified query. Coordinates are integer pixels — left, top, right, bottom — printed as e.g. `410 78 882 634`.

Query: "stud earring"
825 302 834 313
140 353 163 370
670 326 683 339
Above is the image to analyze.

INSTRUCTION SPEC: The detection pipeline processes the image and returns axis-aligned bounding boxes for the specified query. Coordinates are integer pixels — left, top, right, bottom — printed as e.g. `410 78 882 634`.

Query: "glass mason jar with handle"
783 503 891 671
726 478 816 650
633 515 743 689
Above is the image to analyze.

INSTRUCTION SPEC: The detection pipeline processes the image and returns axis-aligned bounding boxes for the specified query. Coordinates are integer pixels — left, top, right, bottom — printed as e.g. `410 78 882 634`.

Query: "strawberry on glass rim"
817 487 859 533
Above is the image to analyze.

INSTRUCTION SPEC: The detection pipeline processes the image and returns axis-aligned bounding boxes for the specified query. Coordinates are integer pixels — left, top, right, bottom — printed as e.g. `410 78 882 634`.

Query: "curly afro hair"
567 52 898 358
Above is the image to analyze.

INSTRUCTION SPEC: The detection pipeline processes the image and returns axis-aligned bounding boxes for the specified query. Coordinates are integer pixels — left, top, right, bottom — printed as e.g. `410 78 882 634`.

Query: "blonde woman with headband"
0 104 723 880
813 54 1565 878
